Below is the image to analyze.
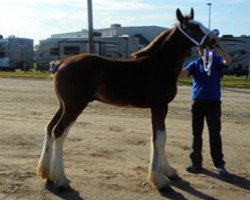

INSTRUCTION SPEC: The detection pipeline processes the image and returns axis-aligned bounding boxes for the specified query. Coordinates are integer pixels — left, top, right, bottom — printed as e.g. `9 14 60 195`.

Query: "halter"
177 23 215 76
177 24 211 47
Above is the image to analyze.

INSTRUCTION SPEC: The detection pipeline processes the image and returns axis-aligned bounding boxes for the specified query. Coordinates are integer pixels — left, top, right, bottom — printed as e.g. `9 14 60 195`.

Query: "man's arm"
211 34 232 66
216 45 232 66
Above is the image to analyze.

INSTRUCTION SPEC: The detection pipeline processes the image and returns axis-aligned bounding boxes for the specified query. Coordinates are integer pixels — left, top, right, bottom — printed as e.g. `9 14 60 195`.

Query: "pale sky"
0 0 250 44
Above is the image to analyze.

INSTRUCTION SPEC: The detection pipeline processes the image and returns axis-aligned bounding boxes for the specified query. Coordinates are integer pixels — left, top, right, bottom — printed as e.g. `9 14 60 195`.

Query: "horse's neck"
133 26 190 78
133 26 191 60
155 28 190 78
154 28 189 67
162 27 190 55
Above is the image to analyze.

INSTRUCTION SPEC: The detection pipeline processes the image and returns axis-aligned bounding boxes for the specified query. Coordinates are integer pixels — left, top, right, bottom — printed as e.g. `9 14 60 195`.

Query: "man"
181 30 232 176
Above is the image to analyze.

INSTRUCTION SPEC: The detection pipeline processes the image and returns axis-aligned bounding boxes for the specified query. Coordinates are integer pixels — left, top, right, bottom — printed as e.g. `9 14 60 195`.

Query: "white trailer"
35 36 139 71
0 37 34 71
219 35 250 75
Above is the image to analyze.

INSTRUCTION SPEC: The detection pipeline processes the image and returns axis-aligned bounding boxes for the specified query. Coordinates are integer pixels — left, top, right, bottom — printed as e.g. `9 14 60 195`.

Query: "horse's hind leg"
49 100 87 189
37 104 63 180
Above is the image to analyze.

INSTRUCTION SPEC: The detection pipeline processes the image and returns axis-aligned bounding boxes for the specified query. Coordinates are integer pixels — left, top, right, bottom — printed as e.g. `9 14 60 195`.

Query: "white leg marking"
37 128 54 179
49 123 73 188
149 130 171 190
156 130 178 178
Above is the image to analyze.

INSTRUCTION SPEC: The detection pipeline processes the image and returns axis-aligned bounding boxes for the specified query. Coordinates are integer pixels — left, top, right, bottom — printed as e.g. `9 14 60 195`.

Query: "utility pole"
248 55 250 80
207 3 212 30
87 0 95 53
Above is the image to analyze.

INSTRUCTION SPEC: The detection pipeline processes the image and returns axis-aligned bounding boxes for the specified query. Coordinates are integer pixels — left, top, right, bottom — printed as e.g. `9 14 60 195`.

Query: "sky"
1 0 250 45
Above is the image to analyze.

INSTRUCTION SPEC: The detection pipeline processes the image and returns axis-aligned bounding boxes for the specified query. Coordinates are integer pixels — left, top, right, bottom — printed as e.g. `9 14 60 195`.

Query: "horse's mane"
132 27 176 58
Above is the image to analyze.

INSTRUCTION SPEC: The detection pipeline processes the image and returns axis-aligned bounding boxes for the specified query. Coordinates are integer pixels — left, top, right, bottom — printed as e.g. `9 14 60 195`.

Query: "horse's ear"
189 8 194 20
176 8 184 24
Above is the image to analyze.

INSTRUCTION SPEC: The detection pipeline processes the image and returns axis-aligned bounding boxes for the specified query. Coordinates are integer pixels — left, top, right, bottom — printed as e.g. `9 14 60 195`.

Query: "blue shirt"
185 53 225 101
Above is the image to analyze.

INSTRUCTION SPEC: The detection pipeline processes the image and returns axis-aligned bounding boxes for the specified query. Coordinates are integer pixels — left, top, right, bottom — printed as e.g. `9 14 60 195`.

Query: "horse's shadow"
160 177 219 200
43 169 249 200
160 169 250 200
44 181 84 200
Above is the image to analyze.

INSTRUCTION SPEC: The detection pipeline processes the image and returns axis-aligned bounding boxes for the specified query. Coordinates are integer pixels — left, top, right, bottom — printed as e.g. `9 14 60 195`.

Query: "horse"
37 8 218 191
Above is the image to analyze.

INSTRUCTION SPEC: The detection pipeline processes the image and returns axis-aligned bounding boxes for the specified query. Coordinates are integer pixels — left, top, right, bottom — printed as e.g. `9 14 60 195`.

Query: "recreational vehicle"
35 36 139 71
0 37 34 71
220 35 250 75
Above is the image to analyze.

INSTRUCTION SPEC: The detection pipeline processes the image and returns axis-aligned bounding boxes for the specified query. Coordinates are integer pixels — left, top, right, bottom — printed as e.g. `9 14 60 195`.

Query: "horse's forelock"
188 20 210 34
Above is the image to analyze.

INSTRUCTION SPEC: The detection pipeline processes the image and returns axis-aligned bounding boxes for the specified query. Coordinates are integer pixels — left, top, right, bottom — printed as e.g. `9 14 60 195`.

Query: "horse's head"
176 8 218 49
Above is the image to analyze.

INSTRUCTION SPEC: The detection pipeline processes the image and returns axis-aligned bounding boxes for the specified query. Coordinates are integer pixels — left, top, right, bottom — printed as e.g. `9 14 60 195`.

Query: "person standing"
181 31 232 176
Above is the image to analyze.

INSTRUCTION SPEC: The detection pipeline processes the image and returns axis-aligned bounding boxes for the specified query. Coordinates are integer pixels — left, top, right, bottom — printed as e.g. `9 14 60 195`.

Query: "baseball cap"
212 29 220 36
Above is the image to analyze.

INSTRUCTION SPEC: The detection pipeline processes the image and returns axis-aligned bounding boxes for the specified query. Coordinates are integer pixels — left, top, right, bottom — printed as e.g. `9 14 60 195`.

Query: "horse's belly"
95 90 150 108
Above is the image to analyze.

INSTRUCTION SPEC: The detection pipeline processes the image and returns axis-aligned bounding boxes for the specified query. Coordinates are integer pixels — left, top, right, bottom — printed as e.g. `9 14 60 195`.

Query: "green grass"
0 70 51 79
220 75 250 88
178 75 250 88
0 70 249 88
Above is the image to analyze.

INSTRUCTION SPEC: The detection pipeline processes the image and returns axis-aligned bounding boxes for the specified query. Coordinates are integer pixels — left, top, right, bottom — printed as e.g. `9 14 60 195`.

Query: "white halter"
177 21 214 76
177 22 211 47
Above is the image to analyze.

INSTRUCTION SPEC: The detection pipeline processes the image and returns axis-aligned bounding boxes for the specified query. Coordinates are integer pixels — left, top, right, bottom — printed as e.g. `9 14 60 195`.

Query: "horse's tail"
49 60 62 74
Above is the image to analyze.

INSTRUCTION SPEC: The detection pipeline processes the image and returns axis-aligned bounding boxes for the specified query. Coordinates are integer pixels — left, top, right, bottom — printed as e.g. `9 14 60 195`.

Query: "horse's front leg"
149 104 178 191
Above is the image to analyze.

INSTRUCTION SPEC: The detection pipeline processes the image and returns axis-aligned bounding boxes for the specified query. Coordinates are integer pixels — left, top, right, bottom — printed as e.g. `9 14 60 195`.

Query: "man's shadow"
202 168 250 191
160 169 250 200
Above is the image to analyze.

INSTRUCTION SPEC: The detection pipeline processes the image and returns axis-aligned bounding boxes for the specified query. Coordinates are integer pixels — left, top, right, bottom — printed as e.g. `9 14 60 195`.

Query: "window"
0 50 5 58
50 48 59 56
63 46 80 55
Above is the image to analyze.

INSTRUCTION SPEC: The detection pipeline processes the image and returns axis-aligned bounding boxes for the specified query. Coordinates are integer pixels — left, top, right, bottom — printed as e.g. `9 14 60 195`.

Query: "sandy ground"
0 77 249 200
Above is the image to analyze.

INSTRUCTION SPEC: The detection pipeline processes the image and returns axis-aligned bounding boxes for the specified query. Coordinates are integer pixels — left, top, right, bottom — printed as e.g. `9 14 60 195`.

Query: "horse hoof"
45 179 54 185
44 179 55 190
55 183 71 191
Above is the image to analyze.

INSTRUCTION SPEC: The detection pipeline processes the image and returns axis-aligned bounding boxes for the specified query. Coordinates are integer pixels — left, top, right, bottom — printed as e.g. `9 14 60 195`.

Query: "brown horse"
37 8 218 191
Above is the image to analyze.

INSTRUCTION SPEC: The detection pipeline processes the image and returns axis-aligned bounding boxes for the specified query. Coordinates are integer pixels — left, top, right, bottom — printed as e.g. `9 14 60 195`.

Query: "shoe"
217 167 229 177
186 164 203 173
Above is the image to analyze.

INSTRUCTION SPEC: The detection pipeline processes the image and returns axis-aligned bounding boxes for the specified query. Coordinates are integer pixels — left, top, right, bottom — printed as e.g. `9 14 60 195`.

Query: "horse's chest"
150 82 177 103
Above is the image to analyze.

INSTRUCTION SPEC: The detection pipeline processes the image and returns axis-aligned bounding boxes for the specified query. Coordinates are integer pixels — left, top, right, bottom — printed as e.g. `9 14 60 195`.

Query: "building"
36 36 139 71
51 24 167 48
36 24 167 71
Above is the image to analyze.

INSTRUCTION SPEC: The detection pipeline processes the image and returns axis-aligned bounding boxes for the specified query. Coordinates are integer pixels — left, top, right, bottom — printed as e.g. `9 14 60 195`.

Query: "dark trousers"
190 100 225 168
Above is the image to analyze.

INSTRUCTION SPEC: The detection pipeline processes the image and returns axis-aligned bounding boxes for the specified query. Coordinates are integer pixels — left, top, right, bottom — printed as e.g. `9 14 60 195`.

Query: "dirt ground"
0 77 249 200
